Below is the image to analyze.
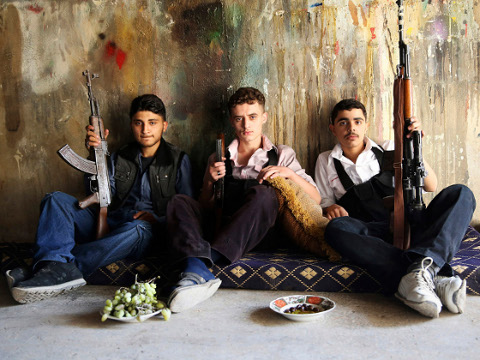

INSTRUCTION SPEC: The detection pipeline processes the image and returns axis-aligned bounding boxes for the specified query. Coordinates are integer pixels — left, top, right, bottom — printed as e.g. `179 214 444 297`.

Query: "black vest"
222 148 278 216
109 140 185 217
335 147 394 222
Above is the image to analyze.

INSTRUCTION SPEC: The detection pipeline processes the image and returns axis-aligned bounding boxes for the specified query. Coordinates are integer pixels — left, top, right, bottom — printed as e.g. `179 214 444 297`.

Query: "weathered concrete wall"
1 0 479 242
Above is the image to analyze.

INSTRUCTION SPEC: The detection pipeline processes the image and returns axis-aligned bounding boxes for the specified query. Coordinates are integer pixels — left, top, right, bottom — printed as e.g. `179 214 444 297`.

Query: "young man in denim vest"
314 99 476 318
7 94 194 303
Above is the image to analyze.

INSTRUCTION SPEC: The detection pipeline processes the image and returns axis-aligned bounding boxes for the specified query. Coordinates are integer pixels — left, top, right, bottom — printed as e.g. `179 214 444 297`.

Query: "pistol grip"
78 192 99 209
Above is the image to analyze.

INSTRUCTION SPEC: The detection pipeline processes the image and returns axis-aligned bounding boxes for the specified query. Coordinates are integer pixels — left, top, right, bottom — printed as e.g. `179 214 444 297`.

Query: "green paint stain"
226 3 244 29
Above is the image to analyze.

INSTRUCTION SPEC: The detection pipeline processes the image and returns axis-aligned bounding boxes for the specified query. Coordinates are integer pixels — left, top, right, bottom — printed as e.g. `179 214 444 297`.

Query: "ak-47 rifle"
392 0 427 250
214 133 225 233
58 70 111 239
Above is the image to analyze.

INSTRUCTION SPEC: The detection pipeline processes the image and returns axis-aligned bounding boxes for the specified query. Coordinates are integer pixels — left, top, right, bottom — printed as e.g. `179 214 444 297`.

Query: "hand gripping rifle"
214 133 225 234
57 70 111 239
392 0 427 250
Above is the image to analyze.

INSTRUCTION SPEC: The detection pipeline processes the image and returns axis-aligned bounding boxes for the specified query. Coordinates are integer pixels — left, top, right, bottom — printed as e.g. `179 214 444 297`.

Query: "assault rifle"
57 70 111 239
392 0 427 250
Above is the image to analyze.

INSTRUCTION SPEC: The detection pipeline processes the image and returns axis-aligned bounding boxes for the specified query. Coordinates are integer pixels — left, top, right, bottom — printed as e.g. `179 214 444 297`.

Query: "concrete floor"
1 275 479 360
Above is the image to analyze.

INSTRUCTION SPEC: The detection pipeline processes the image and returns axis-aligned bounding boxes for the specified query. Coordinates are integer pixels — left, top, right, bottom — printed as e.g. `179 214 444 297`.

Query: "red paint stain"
370 27 376 39
116 50 126 70
465 23 468 37
105 41 117 57
104 41 126 70
27 5 44 13
334 40 339 55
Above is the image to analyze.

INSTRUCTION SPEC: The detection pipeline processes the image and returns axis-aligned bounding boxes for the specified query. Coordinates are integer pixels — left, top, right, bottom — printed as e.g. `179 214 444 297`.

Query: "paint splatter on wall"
1 0 480 241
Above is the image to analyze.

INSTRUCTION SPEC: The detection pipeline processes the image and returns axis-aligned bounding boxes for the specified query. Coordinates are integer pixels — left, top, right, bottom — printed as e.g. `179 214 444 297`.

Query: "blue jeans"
33 192 157 276
324 184 476 293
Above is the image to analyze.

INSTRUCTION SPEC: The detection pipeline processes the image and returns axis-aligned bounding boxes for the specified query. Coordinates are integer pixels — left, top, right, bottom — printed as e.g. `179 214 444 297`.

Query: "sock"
183 257 215 281
211 249 224 263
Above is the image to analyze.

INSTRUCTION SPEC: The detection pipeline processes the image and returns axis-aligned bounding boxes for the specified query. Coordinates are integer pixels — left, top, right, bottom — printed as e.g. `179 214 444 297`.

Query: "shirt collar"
227 135 275 163
330 137 380 162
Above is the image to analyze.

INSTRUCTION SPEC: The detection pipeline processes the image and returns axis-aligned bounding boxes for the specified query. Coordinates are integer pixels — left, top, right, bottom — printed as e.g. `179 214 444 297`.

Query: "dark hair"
330 99 367 124
228 87 265 113
129 94 166 121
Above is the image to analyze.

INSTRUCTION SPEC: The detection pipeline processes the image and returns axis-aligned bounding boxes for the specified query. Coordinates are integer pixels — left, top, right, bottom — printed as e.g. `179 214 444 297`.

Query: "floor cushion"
2 226 480 295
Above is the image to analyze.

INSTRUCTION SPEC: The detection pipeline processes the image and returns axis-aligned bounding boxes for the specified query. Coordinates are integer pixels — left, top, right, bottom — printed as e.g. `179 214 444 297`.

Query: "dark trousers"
324 184 476 293
167 185 279 266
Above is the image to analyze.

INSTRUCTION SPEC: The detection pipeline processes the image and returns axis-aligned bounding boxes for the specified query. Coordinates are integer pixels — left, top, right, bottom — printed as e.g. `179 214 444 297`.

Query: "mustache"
344 132 358 139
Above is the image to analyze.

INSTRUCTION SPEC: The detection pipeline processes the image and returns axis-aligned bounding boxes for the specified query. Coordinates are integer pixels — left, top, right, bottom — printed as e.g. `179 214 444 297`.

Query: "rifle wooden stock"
393 77 410 250
96 207 109 240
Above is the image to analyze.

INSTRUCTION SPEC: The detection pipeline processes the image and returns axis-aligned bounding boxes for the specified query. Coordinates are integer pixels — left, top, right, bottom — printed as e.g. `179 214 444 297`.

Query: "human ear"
329 123 335 135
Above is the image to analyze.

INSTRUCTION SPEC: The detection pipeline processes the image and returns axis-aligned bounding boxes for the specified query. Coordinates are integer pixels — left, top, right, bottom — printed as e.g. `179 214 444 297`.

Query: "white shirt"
226 135 317 187
314 138 394 208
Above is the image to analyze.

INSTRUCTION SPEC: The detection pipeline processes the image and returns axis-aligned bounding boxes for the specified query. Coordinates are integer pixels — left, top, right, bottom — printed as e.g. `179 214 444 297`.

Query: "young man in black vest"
314 98 476 318
7 94 194 303
166 87 320 312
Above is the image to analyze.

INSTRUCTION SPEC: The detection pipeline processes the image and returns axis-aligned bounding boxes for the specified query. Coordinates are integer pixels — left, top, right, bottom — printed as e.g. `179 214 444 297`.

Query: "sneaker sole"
168 278 221 313
10 278 87 304
450 279 467 314
394 292 441 318
5 270 16 289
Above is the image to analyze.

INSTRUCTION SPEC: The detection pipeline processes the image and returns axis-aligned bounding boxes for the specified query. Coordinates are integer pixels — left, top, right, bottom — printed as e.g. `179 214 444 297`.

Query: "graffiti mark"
104 41 126 70
370 27 376 40
334 40 339 55
310 2 322 7
27 5 44 14
116 49 126 70
105 41 117 57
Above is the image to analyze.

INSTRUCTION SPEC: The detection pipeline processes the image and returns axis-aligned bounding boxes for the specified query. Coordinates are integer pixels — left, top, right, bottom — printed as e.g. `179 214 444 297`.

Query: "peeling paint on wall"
1 0 480 241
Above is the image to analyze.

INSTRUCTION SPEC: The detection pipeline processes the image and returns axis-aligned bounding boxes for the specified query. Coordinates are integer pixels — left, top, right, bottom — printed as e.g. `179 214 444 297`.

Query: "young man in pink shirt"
166 87 320 312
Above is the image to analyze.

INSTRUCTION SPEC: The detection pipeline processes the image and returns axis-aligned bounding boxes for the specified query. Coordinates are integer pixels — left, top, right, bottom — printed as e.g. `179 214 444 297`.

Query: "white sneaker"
395 257 442 318
435 275 466 314
167 272 221 313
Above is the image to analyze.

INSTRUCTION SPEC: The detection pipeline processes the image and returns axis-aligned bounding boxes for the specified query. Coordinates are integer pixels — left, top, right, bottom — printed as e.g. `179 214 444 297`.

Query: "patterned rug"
2 226 480 295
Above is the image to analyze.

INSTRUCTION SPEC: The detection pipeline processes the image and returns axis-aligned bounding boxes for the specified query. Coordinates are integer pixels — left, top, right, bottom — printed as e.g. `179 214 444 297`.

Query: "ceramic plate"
269 295 335 322
101 309 163 322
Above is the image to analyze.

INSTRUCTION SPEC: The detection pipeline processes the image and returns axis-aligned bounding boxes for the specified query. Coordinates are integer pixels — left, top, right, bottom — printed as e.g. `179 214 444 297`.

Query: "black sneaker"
11 262 86 304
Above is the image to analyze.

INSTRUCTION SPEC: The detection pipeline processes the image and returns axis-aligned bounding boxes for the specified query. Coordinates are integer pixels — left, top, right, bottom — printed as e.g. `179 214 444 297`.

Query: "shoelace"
415 257 436 291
